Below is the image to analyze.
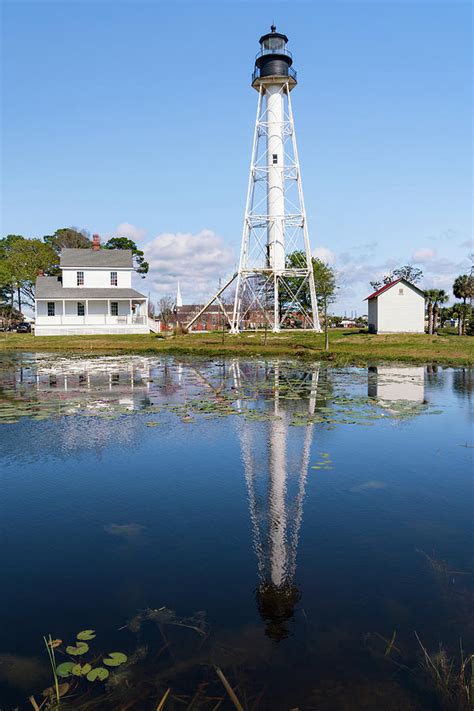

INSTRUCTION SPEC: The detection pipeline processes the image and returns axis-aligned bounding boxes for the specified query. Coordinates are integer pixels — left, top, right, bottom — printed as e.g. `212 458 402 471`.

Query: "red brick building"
174 305 311 331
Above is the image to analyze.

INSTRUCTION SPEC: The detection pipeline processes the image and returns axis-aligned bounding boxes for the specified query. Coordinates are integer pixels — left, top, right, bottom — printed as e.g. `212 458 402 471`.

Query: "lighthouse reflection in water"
232 361 320 641
7 355 324 641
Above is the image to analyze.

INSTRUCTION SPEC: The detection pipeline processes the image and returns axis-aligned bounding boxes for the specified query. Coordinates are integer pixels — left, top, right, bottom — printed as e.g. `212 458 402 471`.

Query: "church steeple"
176 281 183 308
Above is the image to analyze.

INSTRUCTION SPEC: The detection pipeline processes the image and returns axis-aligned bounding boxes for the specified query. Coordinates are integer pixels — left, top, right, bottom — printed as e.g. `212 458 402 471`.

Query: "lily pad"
66 642 89 656
103 651 128 667
72 663 92 676
77 629 96 641
86 667 109 681
56 661 75 678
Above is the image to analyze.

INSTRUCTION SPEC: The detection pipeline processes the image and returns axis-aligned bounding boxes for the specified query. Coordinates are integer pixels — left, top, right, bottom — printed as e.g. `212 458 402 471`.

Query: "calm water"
0 353 472 710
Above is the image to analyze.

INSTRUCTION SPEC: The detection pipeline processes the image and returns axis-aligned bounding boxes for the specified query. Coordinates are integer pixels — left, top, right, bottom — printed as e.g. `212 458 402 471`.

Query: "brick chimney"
92 234 101 251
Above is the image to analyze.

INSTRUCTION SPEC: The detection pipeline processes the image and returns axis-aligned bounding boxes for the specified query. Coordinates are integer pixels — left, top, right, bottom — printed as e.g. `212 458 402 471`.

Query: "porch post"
130 299 132 324
107 299 110 324
85 299 88 325
62 299 65 325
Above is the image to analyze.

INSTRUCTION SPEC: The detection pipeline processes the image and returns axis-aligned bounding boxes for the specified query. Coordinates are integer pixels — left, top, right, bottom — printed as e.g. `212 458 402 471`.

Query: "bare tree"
148 301 156 318
370 266 423 292
157 295 175 330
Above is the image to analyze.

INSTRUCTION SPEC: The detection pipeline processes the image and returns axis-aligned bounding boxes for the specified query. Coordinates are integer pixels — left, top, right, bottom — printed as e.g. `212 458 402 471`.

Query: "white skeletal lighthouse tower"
186 27 320 334
231 26 320 333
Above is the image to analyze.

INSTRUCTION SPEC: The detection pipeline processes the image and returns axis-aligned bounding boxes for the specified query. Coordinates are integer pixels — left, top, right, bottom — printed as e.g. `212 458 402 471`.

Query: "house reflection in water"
368 366 425 407
233 361 320 641
33 357 152 412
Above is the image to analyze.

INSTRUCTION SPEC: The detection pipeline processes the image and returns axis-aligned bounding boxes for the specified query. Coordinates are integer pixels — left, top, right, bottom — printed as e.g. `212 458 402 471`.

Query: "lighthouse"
186 27 320 333
230 26 320 333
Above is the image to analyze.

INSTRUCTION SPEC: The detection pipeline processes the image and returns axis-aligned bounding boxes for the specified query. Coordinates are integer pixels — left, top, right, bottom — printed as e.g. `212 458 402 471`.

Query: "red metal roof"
365 278 403 301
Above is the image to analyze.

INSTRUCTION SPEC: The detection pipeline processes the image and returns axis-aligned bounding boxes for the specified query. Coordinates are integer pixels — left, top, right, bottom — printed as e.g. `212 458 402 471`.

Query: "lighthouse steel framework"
231 26 320 333
186 27 321 333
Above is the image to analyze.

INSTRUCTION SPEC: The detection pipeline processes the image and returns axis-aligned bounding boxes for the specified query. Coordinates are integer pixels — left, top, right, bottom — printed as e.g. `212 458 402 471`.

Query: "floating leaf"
47 638 62 649
86 667 109 681
56 662 75 678
66 642 89 656
77 630 96 641
103 651 128 667
42 682 69 697
72 663 92 676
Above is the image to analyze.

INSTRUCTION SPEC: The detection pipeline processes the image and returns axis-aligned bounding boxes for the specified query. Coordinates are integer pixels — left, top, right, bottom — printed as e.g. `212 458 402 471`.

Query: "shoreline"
0 331 472 367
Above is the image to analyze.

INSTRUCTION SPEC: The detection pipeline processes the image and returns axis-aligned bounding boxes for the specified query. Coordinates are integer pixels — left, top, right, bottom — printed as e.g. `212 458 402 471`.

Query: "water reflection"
367 365 429 423
232 362 321 640
368 366 425 404
1 355 470 640
1 354 473 709
452 368 473 399
35 357 150 411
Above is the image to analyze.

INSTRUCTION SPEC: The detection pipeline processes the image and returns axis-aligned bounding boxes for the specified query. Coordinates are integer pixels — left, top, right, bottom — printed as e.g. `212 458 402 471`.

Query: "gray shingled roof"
35 277 146 300
60 248 133 268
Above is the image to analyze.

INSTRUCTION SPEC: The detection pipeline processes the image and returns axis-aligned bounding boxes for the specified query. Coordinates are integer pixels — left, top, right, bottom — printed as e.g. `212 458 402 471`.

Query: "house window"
272 154 278 164
110 302 119 316
110 271 118 286
77 271 84 286
399 288 404 295
47 302 55 316
77 302 85 316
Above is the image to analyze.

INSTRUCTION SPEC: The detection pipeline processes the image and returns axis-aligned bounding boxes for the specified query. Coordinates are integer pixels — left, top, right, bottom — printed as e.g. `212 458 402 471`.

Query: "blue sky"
1 0 472 312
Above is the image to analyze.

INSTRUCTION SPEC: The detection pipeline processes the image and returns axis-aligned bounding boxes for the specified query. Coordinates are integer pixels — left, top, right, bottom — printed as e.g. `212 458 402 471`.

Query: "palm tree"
453 274 473 305
432 290 449 333
438 305 452 329
453 275 473 334
453 302 471 336
424 290 437 334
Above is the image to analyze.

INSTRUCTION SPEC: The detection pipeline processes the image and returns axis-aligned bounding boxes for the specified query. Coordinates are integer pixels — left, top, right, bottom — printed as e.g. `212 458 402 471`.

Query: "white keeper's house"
35 236 149 336
365 278 425 334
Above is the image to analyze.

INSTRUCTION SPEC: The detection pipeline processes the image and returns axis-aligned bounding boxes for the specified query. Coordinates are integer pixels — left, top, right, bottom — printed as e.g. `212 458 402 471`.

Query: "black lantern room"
254 25 295 82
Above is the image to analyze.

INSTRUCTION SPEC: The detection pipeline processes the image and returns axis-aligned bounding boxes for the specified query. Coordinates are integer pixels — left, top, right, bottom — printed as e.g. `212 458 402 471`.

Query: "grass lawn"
0 329 472 366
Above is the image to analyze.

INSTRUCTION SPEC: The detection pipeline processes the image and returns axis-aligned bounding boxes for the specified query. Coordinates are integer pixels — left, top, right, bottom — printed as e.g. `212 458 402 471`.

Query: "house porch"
35 298 149 336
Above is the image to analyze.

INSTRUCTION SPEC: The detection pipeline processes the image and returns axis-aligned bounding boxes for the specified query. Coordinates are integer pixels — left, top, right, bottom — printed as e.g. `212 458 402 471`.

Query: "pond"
0 353 472 710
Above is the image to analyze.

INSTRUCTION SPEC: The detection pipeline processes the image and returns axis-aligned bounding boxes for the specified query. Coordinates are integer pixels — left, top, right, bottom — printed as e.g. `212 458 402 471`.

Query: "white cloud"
412 247 436 263
122 222 469 313
313 246 336 264
113 223 147 242
143 229 235 303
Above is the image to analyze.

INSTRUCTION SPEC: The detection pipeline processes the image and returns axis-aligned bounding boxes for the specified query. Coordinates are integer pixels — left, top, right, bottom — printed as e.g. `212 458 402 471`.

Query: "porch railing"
36 315 147 326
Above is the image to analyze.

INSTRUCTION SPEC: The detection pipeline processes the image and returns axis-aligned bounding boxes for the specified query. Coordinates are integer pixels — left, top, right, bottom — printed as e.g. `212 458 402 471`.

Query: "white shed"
365 278 425 334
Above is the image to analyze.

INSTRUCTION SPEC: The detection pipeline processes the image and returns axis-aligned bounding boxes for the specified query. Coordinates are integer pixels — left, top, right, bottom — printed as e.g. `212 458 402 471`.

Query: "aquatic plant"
415 632 473 711
30 630 128 709
43 635 62 706
26 608 272 710
365 628 473 711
